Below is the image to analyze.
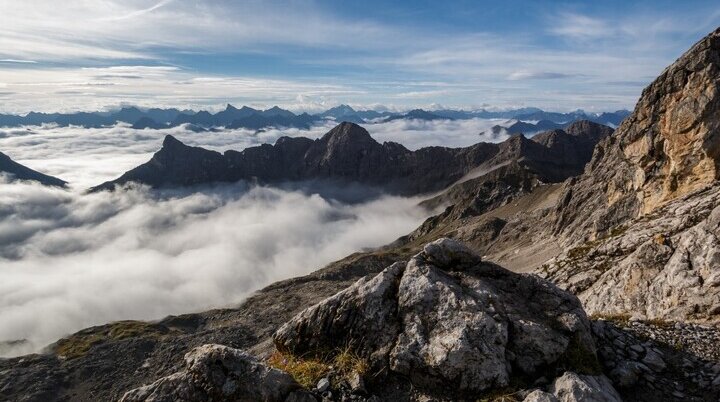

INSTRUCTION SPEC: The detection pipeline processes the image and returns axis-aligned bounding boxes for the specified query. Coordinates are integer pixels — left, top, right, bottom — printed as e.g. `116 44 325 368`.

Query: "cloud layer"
0 120 513 356
0 119 508 188
0 179 427 357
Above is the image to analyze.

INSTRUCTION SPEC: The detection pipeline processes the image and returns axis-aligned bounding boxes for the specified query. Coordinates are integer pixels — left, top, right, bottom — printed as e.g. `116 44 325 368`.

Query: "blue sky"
0 0 718 113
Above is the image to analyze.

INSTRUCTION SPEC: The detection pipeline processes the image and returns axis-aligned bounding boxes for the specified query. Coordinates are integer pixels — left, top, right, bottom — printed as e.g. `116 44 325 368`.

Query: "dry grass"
267 352 331 389
267 345 369 389
477 390 522 402
590 312 632 327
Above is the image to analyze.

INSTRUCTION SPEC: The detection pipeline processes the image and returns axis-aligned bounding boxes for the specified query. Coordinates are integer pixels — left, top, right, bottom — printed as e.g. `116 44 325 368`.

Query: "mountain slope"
0 152 67 187
533 27 720 321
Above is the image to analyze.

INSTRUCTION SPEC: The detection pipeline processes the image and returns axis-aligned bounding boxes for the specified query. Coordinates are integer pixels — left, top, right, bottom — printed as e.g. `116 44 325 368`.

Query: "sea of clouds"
0 118 509 356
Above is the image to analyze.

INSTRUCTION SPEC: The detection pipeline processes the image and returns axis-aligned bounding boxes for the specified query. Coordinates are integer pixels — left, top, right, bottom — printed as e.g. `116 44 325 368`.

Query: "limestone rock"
273 262 405 369
120 344 312 402
523 390 560 402
274 238 596 395
544 185 720 321
550 372 622 402
552 27 720 240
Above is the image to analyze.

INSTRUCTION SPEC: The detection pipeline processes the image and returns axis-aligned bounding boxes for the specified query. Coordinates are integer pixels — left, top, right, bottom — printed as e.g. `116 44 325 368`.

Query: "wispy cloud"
0 2 717 112
549 13 611 39
0 59 37 64
507 71 577 80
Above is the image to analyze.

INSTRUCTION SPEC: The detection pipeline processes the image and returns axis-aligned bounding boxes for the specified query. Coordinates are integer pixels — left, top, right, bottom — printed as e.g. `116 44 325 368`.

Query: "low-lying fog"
0 118 508 357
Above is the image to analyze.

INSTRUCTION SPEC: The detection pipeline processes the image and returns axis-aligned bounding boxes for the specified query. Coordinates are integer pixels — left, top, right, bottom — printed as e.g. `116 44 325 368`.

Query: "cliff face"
620 29 720 214
553 28 720 240
539 28 720 322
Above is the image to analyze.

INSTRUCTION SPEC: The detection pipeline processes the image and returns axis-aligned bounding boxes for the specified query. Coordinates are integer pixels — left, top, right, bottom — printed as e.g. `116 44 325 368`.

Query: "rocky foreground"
110 239 719 402
118 239 624 402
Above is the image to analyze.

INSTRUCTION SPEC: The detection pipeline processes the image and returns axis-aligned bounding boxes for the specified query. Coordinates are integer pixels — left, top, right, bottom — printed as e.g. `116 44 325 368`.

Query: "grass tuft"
267 345 369 389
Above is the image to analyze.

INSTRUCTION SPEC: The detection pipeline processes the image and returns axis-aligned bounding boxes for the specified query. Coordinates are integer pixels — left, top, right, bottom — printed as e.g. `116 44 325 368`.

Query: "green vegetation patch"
55 320 168 360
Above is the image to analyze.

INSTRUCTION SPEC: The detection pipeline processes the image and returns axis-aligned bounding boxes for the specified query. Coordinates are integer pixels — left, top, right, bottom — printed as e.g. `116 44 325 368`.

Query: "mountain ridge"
0 105 631 131
92 120 612 195
0 151 67 187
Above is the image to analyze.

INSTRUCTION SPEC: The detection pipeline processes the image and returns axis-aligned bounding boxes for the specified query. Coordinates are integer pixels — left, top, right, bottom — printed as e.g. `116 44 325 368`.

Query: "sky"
0 0 719 113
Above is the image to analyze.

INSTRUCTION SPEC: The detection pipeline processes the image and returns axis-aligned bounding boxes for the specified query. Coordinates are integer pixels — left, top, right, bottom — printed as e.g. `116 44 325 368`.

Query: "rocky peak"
609 27 720 214
552 28 720 239
564 120 614 140
320 121 375 145
0 151 67 187
160 134 186 150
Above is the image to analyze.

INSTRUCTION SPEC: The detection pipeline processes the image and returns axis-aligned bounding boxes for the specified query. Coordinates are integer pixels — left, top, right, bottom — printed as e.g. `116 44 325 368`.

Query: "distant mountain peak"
321 121 374 143
162 134 185 148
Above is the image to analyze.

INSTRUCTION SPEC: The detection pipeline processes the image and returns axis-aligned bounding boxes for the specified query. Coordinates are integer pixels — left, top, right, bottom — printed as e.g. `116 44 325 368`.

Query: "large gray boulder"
120 344 314 402
522 372 622 402
274 238 597 394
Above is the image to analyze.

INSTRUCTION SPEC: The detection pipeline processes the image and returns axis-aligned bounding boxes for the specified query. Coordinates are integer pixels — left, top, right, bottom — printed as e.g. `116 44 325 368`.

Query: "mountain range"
0 104 630 132
2 25 720 402
92 120 612 195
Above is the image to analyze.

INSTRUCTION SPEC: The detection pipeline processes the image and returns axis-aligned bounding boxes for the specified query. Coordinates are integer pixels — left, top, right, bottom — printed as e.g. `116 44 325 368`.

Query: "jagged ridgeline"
0 104 630 131
91 120 611 194
3 27 720 402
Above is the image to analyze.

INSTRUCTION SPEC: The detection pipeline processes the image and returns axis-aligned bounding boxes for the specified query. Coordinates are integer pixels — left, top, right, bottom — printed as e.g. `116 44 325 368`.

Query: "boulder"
274 238 597 395
550 372 622 402
120 344 314 402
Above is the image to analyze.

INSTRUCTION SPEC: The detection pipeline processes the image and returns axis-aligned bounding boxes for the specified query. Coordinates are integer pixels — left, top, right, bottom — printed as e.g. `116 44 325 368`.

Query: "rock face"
542 184 720 321
120 344 314 402
0 151 67 187
93 120 611 194
413 121 611 232
530 27 720 323
553 27 720 240
274 238 600 396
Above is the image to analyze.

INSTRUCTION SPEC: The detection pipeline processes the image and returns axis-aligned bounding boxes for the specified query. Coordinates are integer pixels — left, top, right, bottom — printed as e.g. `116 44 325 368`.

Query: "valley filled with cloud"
0 119 508 356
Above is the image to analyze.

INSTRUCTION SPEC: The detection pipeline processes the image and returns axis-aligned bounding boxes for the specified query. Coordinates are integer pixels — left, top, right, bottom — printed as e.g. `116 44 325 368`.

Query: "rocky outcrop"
0 151 67 187
553 27 720 241
542 183 720 321
120 344 315 402
274 238 600 396
549 372 622 402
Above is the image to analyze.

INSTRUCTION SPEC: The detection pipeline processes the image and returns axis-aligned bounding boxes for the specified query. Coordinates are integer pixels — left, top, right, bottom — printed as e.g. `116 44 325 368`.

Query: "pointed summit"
320 121 374 144
162 134 185 148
